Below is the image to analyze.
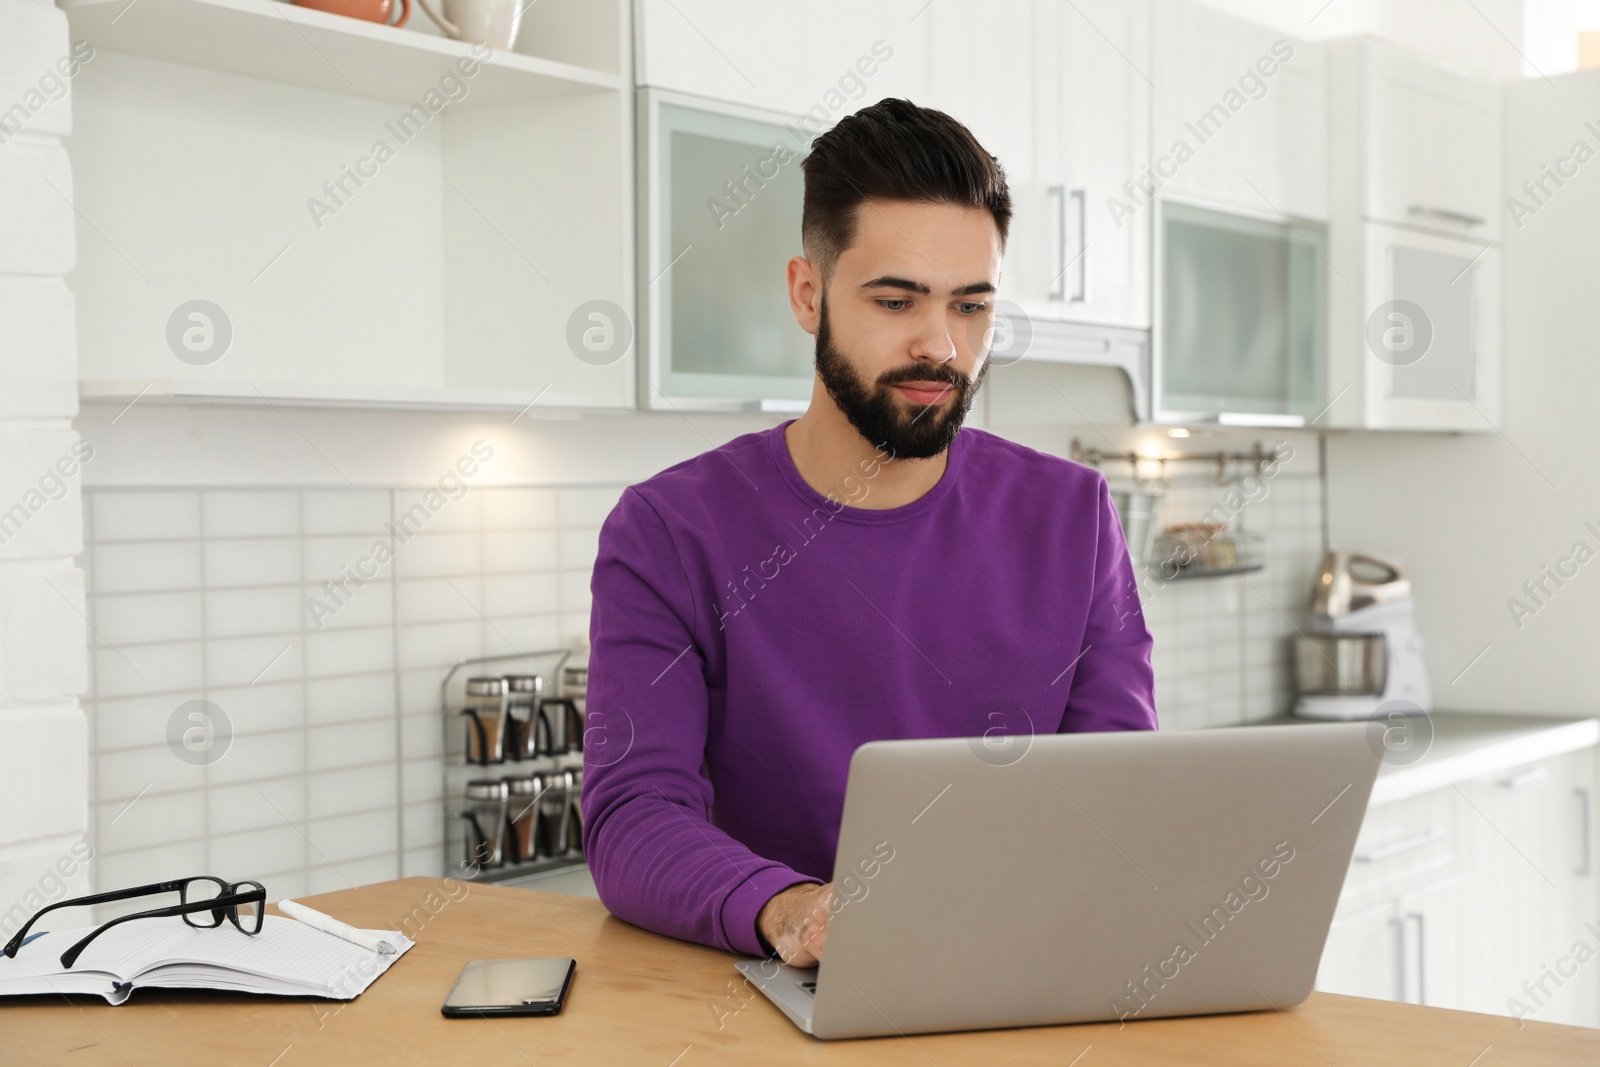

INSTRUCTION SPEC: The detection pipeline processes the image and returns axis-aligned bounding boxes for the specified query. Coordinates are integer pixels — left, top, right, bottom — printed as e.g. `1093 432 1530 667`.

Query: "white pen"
277 899 396 955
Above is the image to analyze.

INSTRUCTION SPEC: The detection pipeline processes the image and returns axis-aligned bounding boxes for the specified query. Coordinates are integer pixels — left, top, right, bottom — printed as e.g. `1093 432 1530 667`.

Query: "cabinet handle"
1405 911 1427 1005
1389 914 1407 1003
1353 828 1445 863
1069 188 1087 304
1407 204 1485 227
1048 185 1066 301
1502 767 1549 789
1579 787 1593 877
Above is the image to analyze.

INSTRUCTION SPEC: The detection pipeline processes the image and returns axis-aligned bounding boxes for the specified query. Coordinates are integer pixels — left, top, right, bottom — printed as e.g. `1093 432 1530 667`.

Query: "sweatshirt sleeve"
1059 473 1160 733
579 487 819 956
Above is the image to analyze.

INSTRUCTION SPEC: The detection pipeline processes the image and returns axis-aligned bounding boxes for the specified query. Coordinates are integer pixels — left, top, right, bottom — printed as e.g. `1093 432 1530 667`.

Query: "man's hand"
756 882 832 966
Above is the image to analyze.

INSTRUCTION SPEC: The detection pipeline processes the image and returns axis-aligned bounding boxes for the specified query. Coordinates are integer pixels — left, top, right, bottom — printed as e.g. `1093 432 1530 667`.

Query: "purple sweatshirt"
580 421 1157 956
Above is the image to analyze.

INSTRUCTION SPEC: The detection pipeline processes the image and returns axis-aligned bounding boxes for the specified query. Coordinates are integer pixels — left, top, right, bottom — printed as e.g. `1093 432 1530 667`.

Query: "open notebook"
0 916 414 1005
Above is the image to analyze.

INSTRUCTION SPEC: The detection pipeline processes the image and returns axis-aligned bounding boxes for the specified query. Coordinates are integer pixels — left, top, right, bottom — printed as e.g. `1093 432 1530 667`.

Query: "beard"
813 297 989 461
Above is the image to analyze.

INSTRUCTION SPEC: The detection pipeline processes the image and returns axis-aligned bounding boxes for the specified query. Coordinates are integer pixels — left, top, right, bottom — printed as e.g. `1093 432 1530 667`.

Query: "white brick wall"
0 0 90 930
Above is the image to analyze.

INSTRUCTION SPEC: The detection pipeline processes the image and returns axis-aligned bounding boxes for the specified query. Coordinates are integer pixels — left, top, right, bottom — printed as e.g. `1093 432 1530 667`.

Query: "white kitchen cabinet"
924 0 1149 331
920 0 1038 298
1152 196 1327 425
1332 39 1503 243
1322 38 1503 432
1318 897 1405 1002
1148 0 1326 221
1031 0 1151 328
633 0 929 116
1318 727 1600 1028
1457 748 1599 1026
1325 221 1501 431
637 89 816 411
1397 874 1466 1009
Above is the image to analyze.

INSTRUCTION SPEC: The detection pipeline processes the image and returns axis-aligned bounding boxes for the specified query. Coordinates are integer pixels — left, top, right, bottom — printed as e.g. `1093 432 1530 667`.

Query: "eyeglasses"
3 876 267 969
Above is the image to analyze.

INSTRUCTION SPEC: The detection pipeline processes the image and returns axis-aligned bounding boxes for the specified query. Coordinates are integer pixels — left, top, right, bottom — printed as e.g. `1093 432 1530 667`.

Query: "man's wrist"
755 880 819 958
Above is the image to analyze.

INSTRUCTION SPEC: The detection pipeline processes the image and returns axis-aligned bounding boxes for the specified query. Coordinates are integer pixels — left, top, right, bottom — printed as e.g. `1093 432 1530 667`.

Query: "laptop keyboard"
800 980 817 996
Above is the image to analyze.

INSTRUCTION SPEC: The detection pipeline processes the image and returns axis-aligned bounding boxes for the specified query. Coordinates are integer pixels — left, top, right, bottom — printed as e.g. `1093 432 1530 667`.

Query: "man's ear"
787 255 823 336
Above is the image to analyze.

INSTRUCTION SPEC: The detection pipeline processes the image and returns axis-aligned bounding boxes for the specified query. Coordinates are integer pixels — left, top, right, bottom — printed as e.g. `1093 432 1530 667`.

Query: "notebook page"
0 917 413 1002
0 919 188 986
132 917 414 997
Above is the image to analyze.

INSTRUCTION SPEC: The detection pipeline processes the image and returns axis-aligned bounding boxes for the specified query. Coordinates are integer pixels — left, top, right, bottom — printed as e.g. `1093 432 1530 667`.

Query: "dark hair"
800 98 1012 282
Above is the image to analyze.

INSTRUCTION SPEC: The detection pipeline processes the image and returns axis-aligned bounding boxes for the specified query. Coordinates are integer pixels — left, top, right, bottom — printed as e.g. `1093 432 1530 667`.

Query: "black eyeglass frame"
3 876 267 969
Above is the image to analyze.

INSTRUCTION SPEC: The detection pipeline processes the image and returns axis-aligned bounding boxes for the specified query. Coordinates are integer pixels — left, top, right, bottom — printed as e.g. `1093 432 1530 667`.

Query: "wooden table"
4 877 1596 1065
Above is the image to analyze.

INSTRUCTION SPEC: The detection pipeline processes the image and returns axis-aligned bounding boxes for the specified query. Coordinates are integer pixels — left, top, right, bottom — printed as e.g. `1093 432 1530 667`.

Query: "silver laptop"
734 723 1380 1040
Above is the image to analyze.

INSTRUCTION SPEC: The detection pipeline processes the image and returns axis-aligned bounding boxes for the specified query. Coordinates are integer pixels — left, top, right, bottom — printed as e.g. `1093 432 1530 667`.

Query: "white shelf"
79 377 629 414
62 0 621 105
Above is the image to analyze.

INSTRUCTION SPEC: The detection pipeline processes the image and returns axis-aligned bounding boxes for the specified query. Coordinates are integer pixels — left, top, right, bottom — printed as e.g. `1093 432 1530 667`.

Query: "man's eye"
877 299 909 312
956 302 986 315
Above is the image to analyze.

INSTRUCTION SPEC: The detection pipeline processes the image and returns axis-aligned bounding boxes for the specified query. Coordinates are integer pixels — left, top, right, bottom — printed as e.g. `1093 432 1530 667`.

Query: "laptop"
733 722 1381 1040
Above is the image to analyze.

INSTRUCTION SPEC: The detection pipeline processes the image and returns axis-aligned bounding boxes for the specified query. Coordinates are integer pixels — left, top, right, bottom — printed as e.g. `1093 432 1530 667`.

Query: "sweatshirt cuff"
720 865 824 957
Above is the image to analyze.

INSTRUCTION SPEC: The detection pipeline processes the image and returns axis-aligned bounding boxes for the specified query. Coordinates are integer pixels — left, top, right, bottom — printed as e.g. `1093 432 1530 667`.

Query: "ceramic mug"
417 0 521 48
293 0 410 27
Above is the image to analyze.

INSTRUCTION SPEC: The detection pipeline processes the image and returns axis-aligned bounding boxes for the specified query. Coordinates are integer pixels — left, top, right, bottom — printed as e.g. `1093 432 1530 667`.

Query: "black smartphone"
440 958 577 1017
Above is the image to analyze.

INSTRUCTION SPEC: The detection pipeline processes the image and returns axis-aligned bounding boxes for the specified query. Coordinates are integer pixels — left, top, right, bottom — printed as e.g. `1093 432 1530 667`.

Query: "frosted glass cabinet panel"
1154 198 1327 425
641 89 817 410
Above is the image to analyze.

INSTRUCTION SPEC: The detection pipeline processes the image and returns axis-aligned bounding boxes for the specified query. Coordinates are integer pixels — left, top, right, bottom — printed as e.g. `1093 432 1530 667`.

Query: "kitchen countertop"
1249 710 1600 806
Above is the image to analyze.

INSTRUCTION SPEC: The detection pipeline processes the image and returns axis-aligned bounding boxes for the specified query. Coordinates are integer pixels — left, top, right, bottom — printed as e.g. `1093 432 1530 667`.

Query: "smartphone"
440 958 577 1017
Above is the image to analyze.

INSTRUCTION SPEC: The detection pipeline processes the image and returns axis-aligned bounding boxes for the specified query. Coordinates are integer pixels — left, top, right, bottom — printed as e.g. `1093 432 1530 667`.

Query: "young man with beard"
581 98 1157 968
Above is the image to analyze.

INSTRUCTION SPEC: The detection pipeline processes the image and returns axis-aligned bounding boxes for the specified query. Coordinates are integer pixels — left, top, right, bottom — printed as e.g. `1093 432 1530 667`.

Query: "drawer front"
1341 789 1462 907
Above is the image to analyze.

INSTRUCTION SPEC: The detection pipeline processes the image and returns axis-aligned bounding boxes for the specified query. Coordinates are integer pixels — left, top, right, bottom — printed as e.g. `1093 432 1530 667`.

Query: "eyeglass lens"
231 882 265 934
180 877 229 929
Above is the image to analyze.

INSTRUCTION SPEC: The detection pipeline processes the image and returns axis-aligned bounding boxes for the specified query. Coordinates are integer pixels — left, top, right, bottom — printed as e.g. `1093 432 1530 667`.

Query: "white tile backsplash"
85 484 597 897
205 538 301 588
202 491 300 539
91 491 201 542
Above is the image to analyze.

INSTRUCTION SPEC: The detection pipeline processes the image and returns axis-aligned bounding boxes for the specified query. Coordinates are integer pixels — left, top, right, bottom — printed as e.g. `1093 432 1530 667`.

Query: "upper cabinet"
923 0 1151 331
1149 0 1327 221
63 0 635 412
1034 0 1152 329
632 0 931 115
1342 40 1503 242
637 90 815 412
1323 40 1504 432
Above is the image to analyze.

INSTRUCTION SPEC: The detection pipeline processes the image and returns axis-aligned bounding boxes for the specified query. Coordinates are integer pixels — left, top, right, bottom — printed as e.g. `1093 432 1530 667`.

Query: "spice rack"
441 650 589 885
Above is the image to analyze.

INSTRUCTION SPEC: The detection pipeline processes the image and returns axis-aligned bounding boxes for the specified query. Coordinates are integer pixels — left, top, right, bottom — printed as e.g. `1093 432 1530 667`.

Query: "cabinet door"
1457 758 1576 1021
1154 199 1327 423
1397 874 1466 1010
1362 42 1502 242
1148 0 1325 220
634 0 929 115
1359 223 1501 431
925 0 1044 308
1034 0 1151 328
1317 897 1403 1001
640 91 816 410
1538 749 1600 1027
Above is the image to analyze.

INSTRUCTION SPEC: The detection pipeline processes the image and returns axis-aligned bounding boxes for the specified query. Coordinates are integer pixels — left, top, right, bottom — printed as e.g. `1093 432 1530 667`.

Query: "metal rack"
440 650 588 885
1074 438 1278 581
1070 438 1286 487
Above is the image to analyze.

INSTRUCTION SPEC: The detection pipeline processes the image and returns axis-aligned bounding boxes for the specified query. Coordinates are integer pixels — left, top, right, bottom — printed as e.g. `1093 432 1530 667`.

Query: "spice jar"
564 767 583 855
504 674 547 761
536 770 573 859
461 677 508 764
462 778 509 868
507 775 543 863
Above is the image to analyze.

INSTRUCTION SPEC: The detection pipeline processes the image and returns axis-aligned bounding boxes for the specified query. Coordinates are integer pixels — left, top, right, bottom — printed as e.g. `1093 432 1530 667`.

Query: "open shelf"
62 0 621 106
78 377 626 413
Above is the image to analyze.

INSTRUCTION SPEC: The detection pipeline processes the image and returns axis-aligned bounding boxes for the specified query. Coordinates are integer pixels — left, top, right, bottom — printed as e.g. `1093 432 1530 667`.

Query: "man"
581 98 1157 969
